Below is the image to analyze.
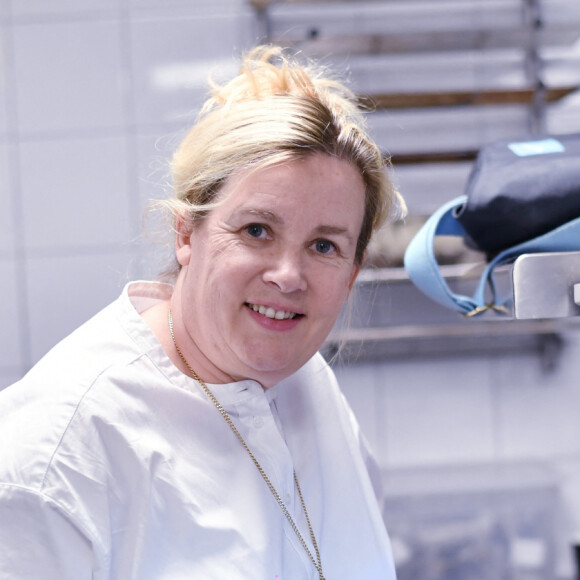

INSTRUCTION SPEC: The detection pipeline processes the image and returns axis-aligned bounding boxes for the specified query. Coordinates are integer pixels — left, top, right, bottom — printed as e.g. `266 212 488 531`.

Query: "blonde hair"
163 45 405 271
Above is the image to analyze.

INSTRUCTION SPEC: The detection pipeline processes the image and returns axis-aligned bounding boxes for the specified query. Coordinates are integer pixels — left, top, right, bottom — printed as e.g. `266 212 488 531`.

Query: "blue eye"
246 224 266 238
314 239 335 254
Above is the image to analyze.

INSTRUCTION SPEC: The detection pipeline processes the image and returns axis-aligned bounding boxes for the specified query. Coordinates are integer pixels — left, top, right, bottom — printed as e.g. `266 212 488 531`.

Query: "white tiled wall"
10 0 118 18
25 250 135 362
336 341 580 471
12 20 126 136
0 257 22 377
2 0 580 576
19 136 133 249
0 144 14 254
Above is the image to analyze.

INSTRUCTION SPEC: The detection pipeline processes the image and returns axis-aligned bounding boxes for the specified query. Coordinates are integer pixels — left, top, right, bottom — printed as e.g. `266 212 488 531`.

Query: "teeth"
249 303 298 320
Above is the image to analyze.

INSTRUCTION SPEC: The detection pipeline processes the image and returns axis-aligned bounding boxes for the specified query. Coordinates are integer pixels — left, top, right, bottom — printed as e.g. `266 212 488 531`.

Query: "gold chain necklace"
168 309 325 580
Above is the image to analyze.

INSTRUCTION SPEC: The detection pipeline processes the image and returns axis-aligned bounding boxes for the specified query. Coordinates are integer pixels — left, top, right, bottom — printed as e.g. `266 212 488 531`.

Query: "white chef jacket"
0 281 396 580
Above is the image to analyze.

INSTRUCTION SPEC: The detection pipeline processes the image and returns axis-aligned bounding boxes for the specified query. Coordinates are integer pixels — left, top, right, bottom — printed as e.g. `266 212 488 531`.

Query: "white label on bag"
508 138 565 157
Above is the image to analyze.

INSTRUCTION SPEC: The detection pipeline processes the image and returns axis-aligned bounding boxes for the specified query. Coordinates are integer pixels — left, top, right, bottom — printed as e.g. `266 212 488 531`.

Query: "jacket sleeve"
0 483 97 579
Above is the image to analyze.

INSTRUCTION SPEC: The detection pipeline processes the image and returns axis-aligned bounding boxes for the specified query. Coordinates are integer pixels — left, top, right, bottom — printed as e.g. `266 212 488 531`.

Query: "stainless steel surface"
513 251 580 319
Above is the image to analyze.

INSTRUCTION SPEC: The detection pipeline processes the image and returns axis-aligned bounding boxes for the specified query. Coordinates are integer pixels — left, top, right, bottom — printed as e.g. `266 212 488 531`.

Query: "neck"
168 304 241 385
140 300 234 384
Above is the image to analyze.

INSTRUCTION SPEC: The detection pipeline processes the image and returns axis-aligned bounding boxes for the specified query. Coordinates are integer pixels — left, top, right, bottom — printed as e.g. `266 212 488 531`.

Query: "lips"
246 302 302 320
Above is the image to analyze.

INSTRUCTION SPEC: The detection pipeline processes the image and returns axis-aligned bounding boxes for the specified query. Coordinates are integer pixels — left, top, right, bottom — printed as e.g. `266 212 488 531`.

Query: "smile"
246 303 302 320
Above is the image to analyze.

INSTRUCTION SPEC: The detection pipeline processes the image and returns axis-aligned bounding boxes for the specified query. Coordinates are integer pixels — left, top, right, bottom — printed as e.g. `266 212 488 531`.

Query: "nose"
262 250 307 293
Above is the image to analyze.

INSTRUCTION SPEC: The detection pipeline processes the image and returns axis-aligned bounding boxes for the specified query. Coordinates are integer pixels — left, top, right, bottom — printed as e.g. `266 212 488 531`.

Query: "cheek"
315 268 354 314
203 243 261 298
220 237 273 272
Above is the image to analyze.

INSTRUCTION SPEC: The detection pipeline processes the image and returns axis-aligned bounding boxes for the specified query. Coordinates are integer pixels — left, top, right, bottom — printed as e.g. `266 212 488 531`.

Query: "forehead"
216 153 366 220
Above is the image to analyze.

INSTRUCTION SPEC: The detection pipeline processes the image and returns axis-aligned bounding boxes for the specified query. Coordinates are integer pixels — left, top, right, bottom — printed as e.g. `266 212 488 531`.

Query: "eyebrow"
237 208 284 224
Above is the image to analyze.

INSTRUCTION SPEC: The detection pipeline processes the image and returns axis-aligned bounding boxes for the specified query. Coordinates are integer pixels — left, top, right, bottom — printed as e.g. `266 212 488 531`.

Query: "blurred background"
1 0 580 577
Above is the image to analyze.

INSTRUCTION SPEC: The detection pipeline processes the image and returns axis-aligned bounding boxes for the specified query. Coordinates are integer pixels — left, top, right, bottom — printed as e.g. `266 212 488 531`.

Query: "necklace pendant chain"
168 309 325 580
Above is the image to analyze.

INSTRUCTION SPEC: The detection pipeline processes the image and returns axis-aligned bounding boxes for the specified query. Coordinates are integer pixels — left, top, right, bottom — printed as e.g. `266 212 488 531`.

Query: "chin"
242 349 312 381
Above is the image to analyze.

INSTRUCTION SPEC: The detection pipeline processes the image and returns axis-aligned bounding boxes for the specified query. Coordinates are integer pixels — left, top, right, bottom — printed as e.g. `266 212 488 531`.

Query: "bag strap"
404 195 580 316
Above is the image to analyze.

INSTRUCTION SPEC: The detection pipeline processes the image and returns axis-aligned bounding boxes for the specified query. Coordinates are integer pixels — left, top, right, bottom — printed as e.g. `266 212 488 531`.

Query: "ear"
175 216 193 267
348 263 361 291
348 250 366 291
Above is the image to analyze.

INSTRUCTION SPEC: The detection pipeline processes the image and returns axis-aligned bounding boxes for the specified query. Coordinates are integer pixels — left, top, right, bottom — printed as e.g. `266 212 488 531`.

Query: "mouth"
246 302 304 321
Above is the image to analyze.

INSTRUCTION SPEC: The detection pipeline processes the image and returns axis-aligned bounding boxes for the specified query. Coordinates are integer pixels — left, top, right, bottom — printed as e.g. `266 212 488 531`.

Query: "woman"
0 46 405 579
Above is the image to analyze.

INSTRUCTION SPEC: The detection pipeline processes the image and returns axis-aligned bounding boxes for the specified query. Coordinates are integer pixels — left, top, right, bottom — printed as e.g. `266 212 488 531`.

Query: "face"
172 152 365 388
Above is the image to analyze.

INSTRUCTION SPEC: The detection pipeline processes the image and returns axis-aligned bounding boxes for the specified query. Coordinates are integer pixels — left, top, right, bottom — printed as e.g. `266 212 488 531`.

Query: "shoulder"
0 288 157 491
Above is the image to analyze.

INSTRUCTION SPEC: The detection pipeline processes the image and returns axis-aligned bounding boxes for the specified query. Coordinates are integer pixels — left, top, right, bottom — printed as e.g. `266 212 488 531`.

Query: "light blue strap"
480 212 580 308
403 196 479 314
404 195 580 316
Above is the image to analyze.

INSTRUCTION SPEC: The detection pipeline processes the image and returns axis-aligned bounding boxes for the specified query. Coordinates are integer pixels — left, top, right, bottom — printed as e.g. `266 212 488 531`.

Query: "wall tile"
0 372 22 392
0 32 9 137
334 362 382 456
19 135 132 250
492 342 580 461
128 0 244 15
134 129 177 214
0 142 14 254
12 19 126 135
10 0 117 18
25 250 133 364
378 356 496 468
0 258 23 373
129 14 251 128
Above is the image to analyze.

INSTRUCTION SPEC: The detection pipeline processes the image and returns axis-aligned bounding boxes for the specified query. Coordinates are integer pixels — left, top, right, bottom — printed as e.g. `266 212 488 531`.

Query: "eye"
313 239 336 255
245 223 268 239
